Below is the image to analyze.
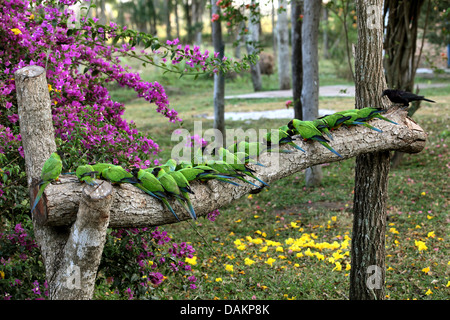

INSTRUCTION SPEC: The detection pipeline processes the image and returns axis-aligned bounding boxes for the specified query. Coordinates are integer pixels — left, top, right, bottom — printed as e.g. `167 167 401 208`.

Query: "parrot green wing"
31 152 62 213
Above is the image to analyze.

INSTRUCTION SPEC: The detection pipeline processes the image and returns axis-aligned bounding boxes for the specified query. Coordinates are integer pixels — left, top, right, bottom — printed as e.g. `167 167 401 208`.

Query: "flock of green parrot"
31 107 397 223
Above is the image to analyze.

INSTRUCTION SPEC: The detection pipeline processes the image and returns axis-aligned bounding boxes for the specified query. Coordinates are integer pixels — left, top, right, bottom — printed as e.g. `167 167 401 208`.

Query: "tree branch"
42 107 426 228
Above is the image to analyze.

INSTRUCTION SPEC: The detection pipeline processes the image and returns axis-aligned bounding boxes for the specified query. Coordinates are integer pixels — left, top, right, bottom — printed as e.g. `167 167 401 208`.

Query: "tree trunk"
383 0 429 168
350 0 390 300
323 7 329 59
211 0 225 140
291 0 303 120
277 0 291 90
165 0 172 40
301 0 322 187
16 66 114 300
246 0 263 92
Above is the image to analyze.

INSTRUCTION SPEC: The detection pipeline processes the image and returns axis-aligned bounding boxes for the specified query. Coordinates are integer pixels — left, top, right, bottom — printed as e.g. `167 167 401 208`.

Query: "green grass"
106 60 449 300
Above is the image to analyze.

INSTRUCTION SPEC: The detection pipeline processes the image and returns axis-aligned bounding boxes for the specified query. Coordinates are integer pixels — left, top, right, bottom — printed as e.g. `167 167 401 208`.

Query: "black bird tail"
423 98 435 103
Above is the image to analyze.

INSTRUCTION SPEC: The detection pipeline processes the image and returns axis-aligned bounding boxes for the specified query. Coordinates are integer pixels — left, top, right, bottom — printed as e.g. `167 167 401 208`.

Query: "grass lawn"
105 61 449 300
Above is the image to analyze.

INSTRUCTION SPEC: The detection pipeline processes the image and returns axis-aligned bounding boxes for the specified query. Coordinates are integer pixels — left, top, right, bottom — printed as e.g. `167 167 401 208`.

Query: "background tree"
211 0 225 140
351 0 390 300
302 0 322 187
383 0 431 167
276 0 291 90
291 0 303 120
246 0 263 92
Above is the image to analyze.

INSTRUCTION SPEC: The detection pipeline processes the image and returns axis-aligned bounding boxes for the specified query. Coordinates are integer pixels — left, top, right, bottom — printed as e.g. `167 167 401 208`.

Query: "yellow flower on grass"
425 289 433 295
185 256 197 265
389 227 399 234
427 231 435 238
446 281 450 287
48 84 53 92
276 246 284 252
11 28 22 35
421 191 426 196
225 264 234 272
244 258 255 266
345 264 351 271
422 267 430 273
237 244 246 251
265 257 276 267
332 262 342 271
215 278 222 282
415 240 428 251
291 222 299 228
29 14 35 20
259 246 268 253
331 216 337 222
0 270 4 279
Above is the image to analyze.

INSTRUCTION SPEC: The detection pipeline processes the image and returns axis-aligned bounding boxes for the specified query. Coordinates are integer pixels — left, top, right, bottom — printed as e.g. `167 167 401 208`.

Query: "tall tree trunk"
272 0 277 61
383 0 429 168
350 0 390 300
277 0 291 90
15 66 113 299
211 0 225 141
323 7 329 59
291 0 303 120
165 0 172 40
174 0 180 39
302 0 322 187
192 0 206 46
246 0 263 92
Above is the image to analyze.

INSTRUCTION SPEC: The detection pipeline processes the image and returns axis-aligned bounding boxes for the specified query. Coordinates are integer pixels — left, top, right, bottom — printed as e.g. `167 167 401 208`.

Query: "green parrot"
318 113 351 130
75 165 98 186
166 170 197 220
339 111 383 133
91 162 114 178
287 119 342 158
31 152 63 213
130 168 180 221
312 118 333 140
101 165 134 183
264 128 306 153
204 160 263 188
178 165 241 187
355 107 398 125
155 158 178 172
152 167 188 202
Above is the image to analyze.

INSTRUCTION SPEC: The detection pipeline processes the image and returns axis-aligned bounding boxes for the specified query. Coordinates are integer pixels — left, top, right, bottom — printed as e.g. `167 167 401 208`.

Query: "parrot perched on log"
318 113 351 130
338 111 383 133
312 118 333 140
30 152 62 213
264 128 305 153
130 168 181 221
75 165 98 186
91 163 114 178
287 119 342 158
355 107 398 125
165 170 197 220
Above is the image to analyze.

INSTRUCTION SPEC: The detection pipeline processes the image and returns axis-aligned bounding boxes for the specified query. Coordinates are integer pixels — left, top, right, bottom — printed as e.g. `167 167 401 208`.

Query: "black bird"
382 89 435 107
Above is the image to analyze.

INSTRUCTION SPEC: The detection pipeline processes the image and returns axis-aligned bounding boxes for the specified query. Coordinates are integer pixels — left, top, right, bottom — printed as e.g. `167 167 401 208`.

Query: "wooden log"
42 107 426 228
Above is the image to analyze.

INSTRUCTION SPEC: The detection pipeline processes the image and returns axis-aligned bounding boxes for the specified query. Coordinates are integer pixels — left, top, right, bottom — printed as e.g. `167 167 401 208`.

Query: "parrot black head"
152 167 162 175
381 89 393 98
287 120 294 130
131 167 140 177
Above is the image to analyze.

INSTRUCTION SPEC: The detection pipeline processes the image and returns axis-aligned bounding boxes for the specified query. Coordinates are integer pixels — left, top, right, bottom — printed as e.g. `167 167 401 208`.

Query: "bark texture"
42 109 426 228
211 0 225 139
246 0 262 92
276 0 291 90
16 66 114 300
301 0 322 187
351 0 390 300
291 0 303 120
